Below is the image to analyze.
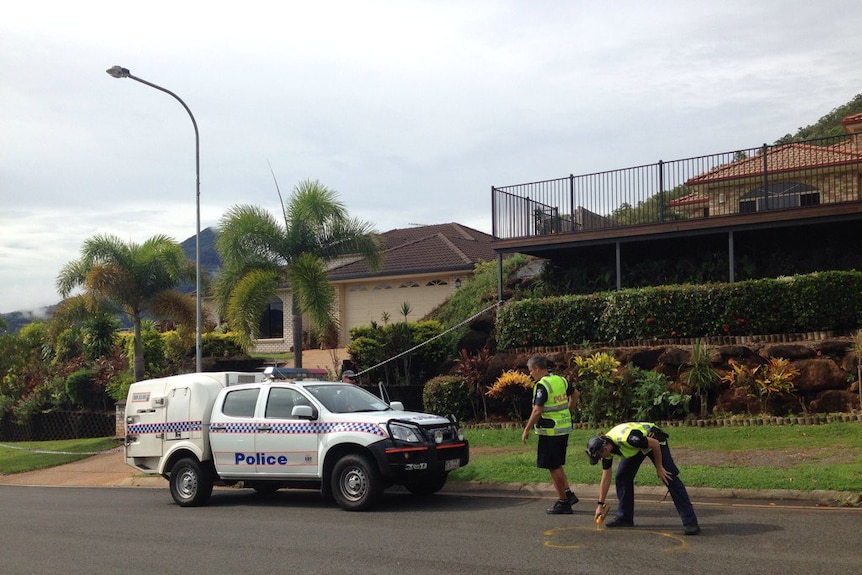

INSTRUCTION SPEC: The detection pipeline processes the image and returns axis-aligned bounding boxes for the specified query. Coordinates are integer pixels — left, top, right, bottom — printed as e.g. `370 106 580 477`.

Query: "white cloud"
2 0 861 312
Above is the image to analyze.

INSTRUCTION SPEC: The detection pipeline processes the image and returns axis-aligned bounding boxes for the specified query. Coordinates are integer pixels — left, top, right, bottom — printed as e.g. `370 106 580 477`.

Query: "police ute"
123 368 469 511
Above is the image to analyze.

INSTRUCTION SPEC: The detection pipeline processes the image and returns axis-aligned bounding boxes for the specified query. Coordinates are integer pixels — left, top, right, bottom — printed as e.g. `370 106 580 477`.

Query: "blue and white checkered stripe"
210 421 387 438
128 421 202 434
129 420 386 438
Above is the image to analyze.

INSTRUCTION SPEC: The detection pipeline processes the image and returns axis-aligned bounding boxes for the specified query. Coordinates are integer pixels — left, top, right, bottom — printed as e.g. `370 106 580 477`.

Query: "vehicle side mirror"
291 405 315 419
389 401 405 411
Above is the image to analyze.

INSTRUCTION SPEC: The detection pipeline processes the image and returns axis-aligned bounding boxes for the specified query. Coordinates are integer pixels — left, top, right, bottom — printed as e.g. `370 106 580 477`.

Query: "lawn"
1 422 859 494
450 422 862 493
0 437 121 474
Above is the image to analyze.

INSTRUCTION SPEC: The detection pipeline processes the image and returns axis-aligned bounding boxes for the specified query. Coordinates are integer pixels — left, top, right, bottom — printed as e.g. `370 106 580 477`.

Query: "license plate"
445 458 461 471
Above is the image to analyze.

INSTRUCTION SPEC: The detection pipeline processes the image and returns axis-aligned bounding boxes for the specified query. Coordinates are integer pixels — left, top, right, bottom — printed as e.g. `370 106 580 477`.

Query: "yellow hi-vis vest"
532 374 572 436
606 422 660 458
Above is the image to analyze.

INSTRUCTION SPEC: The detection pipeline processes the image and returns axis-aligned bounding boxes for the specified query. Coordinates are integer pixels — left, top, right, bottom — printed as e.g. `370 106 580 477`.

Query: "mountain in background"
3 93 862 332
180 226 222 280
775 93 862 143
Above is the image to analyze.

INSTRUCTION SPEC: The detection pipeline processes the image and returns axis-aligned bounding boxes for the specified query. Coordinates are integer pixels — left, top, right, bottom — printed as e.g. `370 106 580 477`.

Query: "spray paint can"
596 503 609 530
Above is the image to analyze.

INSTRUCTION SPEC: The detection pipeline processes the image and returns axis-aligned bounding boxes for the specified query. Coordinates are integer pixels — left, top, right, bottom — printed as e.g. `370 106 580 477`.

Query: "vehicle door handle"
257 425 272 432
210 424 226 431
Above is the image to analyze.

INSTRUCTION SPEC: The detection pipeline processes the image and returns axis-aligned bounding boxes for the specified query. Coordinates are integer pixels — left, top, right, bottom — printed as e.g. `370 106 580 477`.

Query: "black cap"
585 436 606 465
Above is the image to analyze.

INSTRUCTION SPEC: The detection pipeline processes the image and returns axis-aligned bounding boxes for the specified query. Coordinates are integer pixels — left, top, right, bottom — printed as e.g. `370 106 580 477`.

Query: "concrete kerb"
440 481 860 508
1 449 856 507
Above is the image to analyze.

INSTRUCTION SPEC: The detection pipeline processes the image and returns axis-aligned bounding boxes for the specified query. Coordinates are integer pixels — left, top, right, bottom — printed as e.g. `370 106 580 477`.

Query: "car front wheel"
331 454 382 511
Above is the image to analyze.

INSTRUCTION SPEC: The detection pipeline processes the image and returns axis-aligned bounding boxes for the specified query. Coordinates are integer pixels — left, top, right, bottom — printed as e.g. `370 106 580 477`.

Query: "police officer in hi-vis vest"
586 422 700 535
521 355 579 514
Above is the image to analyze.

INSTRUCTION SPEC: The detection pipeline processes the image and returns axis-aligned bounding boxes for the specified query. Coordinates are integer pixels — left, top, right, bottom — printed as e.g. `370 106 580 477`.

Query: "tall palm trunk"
133 315 145 381
292 298 303 368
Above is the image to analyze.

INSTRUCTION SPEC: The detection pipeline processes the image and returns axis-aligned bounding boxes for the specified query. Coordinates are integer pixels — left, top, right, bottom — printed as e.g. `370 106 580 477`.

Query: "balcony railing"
492 134 862 241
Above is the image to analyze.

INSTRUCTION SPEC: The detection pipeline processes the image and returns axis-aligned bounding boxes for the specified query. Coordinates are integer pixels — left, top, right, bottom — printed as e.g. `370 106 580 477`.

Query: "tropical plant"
81 313 120 361
486 369 533 422
685 341 720 418
56 234 195 381
752 357 801 413
572 351 626 424
455 347 491 421
721 357 802 415
630 367 690 421
853 329 862 408
214 179 382 367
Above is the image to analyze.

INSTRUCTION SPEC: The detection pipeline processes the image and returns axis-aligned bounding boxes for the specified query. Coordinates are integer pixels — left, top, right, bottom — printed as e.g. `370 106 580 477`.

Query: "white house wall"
339 274 464 344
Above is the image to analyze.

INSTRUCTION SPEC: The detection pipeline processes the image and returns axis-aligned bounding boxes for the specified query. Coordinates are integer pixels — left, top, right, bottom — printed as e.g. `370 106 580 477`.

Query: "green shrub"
422 375 471 421
201 332 245 357
572 352 629 425
495 270 862 349
348 320 447 385
65 369 96 407
106 370 135 403
630 367 690 421
496 293 605 348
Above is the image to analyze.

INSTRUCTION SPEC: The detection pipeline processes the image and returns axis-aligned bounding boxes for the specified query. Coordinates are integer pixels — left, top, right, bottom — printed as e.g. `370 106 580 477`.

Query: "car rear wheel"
169 457 214 507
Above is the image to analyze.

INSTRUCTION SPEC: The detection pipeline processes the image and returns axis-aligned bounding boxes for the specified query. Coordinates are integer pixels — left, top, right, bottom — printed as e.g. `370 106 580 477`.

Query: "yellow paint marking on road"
542 525 688 552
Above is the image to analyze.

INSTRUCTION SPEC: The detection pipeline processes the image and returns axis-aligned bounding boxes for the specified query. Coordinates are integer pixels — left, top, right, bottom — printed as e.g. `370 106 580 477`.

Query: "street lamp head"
106 65 131 79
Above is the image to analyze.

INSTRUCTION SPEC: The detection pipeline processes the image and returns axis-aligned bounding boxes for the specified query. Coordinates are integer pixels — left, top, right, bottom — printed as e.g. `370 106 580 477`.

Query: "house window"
800 192 820 207
373 284 393 290
399 281 419 288
427 279 448 286
259 297 284 339
348 285 368 292
738 182 819 213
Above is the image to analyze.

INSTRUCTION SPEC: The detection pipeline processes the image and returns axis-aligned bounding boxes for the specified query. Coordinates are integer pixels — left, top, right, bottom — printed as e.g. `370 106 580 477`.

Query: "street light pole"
106 65 202 373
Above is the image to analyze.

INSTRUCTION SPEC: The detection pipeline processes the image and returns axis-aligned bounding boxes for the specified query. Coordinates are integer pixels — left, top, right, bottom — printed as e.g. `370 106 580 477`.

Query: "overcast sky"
2 0 861 314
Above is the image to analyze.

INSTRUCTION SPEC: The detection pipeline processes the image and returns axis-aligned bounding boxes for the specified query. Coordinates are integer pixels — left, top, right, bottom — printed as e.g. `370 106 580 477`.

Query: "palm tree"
56 234 195 381
215 179 382 368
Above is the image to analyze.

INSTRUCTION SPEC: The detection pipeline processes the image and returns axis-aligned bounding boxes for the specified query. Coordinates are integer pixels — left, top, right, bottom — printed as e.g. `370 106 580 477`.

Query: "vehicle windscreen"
305 383 391 414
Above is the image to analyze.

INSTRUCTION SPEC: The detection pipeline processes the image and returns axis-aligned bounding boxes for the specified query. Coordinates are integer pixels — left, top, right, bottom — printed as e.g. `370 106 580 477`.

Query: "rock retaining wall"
489 335 862 417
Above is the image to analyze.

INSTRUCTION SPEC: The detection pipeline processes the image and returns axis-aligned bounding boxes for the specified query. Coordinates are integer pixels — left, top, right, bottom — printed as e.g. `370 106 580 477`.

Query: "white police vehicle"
123 368 469 511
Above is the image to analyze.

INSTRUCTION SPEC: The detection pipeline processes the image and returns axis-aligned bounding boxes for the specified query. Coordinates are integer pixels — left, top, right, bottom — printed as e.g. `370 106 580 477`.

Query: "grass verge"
1 423 859 494
450 422 862 493
0 437 120 475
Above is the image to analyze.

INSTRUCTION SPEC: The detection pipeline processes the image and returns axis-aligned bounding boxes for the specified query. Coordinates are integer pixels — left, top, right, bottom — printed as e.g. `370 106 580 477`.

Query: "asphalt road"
1 486 858 575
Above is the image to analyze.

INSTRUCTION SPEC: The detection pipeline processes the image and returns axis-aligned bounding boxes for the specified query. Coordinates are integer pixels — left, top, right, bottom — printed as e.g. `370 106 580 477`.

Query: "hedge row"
496 270 862 349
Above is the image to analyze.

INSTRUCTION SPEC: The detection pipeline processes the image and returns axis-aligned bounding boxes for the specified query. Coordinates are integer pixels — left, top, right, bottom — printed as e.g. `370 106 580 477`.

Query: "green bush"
422 375 471 421
201 332 245 357
789 271 862 331
630 367 690 421
496 270 862 348
348 320 447 385
65 369 96 408
106 370 135 403
572 352 630 425
496 293 605 348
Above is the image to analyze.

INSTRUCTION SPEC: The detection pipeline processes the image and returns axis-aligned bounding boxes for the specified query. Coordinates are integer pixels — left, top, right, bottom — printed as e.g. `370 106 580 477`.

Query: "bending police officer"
585 422 700 535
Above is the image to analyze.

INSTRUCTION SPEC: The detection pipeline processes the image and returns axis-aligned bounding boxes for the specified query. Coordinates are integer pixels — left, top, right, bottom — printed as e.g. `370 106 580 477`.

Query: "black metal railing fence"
492 134 861 240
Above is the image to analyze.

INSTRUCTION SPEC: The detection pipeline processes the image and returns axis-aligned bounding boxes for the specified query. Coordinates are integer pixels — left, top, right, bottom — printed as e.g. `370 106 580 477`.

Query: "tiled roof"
668 192 709 207
328 222 495 279
841 112 862 127
685 141 862 186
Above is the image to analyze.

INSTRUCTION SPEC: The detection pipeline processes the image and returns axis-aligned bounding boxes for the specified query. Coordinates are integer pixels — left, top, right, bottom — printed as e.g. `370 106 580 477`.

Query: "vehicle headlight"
389 422 423 443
